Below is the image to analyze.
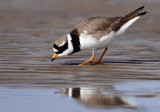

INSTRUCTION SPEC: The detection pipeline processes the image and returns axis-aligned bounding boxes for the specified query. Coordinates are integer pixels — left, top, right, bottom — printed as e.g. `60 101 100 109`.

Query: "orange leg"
79 51 95 66
92 47 108 65
79 55 95 65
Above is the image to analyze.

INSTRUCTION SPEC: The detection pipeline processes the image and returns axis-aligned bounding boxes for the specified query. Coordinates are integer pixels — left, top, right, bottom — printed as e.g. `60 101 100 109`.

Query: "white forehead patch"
53 48 58 52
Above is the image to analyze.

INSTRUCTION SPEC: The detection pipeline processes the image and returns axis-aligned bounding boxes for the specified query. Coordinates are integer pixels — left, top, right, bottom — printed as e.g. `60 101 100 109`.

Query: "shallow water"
0 0 160 112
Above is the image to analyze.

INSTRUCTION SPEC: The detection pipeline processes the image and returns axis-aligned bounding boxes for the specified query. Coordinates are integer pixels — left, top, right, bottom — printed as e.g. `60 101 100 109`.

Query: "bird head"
51 35 73 61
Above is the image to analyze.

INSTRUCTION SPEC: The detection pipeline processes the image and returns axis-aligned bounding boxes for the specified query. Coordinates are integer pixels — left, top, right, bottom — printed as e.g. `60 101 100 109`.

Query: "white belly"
79 31 116 51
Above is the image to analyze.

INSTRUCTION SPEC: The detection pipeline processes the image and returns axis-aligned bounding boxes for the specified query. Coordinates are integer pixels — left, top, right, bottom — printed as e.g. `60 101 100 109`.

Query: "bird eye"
53 42 68 54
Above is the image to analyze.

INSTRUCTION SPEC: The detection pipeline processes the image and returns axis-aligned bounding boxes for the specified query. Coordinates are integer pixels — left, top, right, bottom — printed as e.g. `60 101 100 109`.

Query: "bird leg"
92 47 108 65
79 56 95 65
79 51 95 66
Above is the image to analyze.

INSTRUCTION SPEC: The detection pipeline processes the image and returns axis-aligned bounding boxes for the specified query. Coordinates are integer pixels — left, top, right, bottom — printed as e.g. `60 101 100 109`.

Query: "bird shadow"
63 59 160 65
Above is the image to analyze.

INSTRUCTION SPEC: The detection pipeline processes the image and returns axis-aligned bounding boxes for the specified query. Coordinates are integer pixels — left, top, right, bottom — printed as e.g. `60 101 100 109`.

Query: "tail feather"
138 10 149 16
121 6 148 21
115 6 148 35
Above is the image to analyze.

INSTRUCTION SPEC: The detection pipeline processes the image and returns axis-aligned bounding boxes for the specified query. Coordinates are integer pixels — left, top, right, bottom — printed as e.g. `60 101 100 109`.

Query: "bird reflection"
60 87 138 109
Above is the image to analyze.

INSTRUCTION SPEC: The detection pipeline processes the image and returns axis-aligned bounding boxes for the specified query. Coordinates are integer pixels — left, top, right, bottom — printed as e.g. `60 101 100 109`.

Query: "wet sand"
0 0 160 112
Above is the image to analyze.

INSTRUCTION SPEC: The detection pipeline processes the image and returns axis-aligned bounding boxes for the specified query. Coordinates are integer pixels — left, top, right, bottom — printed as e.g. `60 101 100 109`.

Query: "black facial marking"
53 42 68 54
53 44 59 50
70 30 81 54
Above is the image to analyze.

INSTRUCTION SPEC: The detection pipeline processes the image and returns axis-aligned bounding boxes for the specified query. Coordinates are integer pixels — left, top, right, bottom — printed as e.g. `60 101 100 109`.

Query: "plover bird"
51 6 148 65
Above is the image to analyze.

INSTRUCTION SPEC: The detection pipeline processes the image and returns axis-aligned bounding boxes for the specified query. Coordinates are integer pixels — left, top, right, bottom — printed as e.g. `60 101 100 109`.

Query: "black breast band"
70 33 81 54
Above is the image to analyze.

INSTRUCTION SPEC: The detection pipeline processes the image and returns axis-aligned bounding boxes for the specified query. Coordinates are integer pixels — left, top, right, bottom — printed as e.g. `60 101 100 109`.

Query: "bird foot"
91 60 104 65
79 56 95 66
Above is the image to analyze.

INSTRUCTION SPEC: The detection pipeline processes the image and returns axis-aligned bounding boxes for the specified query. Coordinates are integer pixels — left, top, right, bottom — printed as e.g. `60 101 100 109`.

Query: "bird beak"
51 53 58 61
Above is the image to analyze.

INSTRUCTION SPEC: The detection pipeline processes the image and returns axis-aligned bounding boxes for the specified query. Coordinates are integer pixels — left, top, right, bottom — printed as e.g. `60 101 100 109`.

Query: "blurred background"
0 0 159 34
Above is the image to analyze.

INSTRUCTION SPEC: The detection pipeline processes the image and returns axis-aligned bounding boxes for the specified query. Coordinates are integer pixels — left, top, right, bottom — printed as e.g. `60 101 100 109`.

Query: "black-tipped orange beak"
51 53 58 61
